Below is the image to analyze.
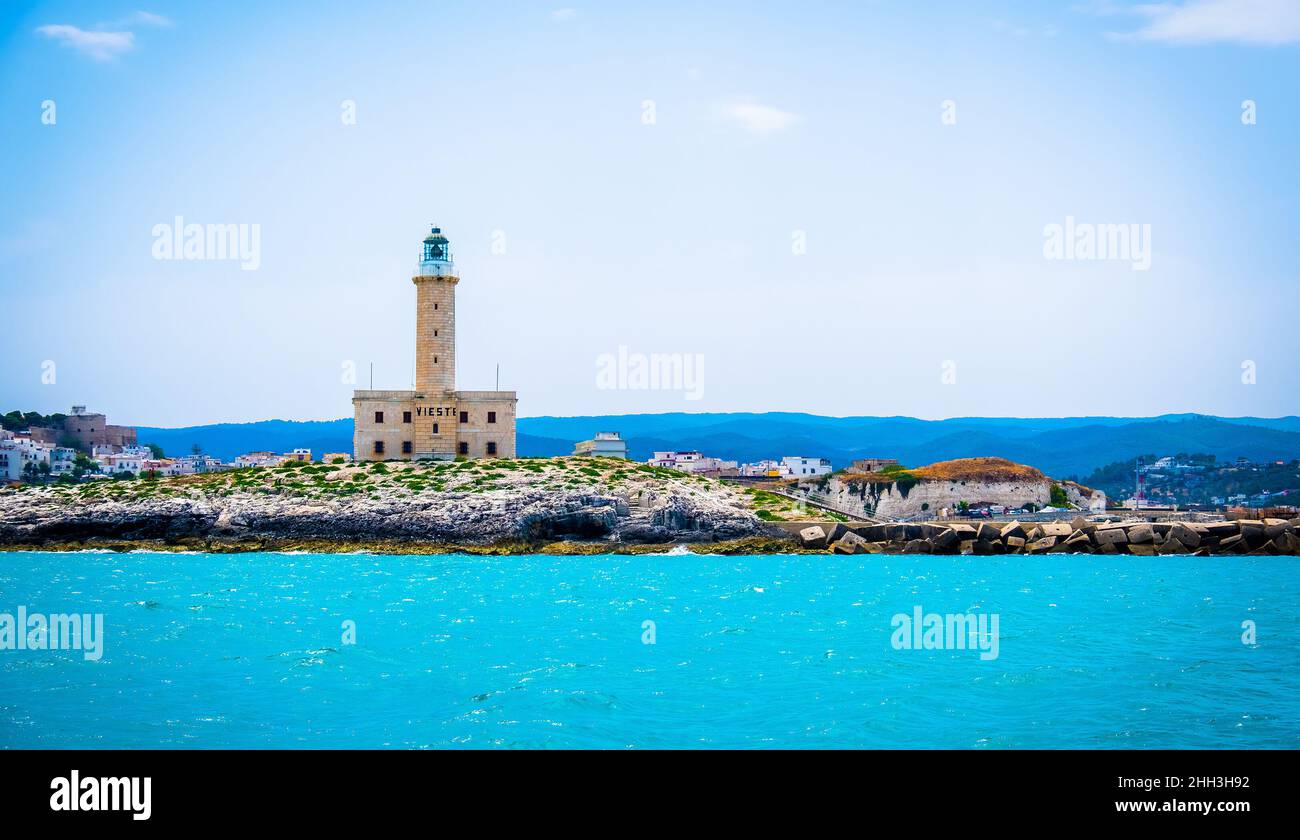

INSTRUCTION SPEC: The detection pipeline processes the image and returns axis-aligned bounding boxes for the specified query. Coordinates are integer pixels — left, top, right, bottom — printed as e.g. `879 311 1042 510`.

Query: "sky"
1 0 1297 427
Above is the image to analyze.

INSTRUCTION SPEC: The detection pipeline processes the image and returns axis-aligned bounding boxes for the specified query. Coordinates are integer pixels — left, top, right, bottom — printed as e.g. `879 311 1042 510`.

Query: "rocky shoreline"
796 517 1300 556
3 457 1296 557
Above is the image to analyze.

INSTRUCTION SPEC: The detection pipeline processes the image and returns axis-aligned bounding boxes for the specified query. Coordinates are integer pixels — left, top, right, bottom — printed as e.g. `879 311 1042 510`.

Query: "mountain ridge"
127 413 1300 478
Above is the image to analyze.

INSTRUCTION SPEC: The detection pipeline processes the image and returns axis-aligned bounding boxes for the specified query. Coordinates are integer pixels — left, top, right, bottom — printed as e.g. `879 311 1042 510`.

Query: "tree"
146 442 165 459
191 443 203 456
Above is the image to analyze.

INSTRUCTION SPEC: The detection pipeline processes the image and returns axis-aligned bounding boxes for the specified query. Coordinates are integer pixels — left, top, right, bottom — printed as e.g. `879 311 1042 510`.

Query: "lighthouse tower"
351 224 518 461
414 227 457 394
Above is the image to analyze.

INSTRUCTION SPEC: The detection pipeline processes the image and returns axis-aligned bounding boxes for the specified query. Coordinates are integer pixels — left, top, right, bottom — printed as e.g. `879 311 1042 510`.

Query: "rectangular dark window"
432 422 439 434
486 442 497 455
402 441 412 454
487 411 496 424
459 411 468 423
403 411 412 423
457 442 468 455
374 411 384 424
374 441 384 454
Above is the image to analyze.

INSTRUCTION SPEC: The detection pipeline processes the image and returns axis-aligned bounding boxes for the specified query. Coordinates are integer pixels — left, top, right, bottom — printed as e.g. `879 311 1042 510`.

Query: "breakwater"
794 516 1300 556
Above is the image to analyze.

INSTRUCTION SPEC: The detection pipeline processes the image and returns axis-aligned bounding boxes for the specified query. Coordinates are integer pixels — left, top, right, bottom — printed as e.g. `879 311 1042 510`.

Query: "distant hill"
135 419 354 462
131 412 1300 478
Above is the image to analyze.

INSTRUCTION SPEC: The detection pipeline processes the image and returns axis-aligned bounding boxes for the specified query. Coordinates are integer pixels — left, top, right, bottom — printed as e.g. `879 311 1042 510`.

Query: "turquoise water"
1 551 1296 749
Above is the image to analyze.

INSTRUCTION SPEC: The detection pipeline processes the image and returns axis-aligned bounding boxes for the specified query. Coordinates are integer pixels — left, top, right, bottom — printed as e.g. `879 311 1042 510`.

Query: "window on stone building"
432 422 439 434
375 411 384 424
403 411 411 423
402 441 412 454
459 411 468 423
487 442 497 455
374 441 384 454
487 411 496 423
457 442 468 455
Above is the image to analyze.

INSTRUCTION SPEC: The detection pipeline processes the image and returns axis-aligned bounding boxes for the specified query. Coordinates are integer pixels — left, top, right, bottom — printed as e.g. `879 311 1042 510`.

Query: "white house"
782 456 832 477
50 447 79 475
573 432 629 459
648 451 703 469
0 437 52 481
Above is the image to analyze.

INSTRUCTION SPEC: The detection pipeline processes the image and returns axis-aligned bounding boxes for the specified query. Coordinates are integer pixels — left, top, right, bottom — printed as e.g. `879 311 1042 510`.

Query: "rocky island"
0 457 785 554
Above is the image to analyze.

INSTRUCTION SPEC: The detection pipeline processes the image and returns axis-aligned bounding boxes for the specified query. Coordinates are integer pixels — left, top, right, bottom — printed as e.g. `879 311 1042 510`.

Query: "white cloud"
35 11 172 61
722 102 801 135
551 8 578 20
132 11 174 28
1099 0 1300 45
35 24 134 61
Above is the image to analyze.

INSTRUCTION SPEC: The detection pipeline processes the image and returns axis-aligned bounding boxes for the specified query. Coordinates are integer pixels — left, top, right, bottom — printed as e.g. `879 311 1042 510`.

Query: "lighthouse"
351 225 517 461
414 227 457 394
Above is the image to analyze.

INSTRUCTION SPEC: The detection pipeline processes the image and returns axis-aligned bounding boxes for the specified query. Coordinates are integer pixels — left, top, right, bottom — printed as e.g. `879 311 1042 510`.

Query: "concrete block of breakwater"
1004 535 1027 551
1157 537 1188 555
798 525 828 549
931 528 960 550
1095 528 1128 546
976 522 1002 542
1126 523 1155 544
1220 533 1247 553
1027 535 1058 553
892 524 923 542
903 538 934 554
1168 523 1201 548
1273 533 1300 553
852 523 894 542
831 530 869 554
959 539 976 555
1128 543 1157 556
1000 521 1027 541
1240 523 1268 549
1263 519 1293 540
1202 522 1240 538
1064 530 1093 550
1040 522 1074 538
825 523 853 544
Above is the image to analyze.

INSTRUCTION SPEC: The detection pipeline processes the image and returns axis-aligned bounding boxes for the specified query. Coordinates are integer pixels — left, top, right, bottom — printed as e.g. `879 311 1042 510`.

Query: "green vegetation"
1 410 67 432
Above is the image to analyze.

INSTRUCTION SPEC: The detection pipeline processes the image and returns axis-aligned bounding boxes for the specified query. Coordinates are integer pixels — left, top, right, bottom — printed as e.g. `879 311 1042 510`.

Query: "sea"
1 550 1296 748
